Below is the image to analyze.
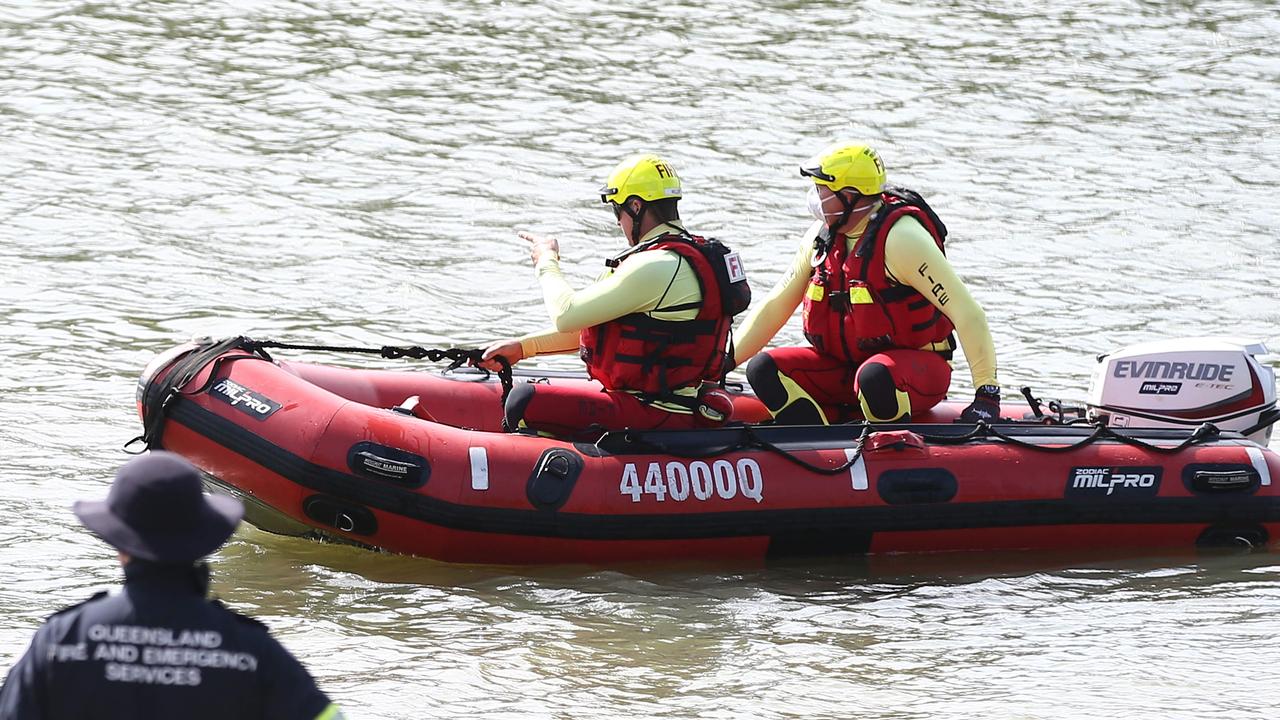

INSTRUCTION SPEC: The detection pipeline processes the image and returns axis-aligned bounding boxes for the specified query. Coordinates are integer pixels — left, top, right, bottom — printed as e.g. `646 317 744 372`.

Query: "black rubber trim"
303 495 379 536
526 448 584 511
767 527 873 558
1183 463 1260 495
347 441 430 488
878 469 958 504
1196 524 1268 549
168 398 1280 540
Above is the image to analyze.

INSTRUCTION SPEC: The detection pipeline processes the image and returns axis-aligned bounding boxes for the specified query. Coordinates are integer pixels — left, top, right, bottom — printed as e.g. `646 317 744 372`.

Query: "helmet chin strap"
623 199 648 245
830 190 857 233
829 190 876 235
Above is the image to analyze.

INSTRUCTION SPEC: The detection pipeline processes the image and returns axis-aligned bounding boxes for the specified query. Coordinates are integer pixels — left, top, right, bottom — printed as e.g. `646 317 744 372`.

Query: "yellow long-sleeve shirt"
733 214 999 390
517 221 704 358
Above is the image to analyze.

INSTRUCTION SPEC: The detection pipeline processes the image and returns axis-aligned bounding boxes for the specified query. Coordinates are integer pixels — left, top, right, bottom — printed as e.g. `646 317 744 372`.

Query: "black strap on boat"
125 335 259 454
124 337 514 454
238 340 514 404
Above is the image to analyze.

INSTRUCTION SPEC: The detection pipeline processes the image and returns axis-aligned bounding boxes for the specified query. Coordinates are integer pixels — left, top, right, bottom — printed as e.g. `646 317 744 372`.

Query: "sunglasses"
599 186 625 219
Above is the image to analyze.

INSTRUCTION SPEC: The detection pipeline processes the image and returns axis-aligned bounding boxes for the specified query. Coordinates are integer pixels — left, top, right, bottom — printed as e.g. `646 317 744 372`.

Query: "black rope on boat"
239 339 514 405
608 425 872 476
918 420 1223 455
125 336 515 454
603 417 1223 475
743 424 872 475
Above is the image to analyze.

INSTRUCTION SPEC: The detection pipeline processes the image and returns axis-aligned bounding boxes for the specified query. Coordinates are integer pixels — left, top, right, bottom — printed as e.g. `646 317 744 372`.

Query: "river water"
2 0 1279 717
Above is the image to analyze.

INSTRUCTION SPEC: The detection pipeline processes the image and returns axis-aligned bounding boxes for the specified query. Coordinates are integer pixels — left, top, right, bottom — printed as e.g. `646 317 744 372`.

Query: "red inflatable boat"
133 336 1280 564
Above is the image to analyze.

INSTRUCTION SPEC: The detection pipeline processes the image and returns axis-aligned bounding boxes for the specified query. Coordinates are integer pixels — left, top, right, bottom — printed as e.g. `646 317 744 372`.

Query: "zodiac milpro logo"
1139 381 1182 395
210 378 281 420
620 459 764 504
1066 466 1162 497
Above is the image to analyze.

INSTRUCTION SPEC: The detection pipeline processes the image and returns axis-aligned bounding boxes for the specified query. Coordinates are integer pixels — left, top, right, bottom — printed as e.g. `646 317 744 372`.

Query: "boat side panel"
176 355 348 460
151 350 1280 562
370 513 772 564
283 361 509 431
162 422 309 529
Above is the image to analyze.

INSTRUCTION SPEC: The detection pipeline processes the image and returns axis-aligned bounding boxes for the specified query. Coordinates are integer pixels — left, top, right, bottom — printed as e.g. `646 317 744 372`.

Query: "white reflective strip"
469 447 489 491
1246 447 1271 487
846 449 868 491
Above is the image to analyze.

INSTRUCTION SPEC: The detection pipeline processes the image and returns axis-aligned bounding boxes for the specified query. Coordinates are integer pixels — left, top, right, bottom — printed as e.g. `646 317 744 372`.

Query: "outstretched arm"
481 234 684 366
731 221 819 367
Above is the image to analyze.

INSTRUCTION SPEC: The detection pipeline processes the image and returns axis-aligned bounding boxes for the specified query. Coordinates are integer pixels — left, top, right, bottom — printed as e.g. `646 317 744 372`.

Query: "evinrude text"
1112 361 1234 382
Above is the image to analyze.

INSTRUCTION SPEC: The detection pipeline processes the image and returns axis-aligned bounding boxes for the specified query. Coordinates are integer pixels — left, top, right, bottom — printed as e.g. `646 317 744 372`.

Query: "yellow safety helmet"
799 142 886 196
599 153 682 206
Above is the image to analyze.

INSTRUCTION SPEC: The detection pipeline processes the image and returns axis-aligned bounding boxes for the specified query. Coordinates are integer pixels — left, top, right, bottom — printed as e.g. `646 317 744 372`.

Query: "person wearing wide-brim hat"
0 451 346 720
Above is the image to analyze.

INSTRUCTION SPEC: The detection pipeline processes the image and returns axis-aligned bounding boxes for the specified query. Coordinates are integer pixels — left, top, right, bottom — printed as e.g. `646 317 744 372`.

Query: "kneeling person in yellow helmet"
480 154 750 439
733 141 1000 424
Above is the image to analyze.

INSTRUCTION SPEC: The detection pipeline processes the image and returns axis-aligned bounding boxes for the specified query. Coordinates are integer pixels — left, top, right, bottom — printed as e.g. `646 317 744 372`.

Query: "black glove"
960 385 1001 423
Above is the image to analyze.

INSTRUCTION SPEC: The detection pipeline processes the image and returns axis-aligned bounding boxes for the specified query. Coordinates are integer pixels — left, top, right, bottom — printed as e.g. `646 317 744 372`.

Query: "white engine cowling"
1087 337 1277 445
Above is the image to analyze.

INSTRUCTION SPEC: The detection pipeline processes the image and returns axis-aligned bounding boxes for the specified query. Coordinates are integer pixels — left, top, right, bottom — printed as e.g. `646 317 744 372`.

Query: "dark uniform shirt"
0 562 339 720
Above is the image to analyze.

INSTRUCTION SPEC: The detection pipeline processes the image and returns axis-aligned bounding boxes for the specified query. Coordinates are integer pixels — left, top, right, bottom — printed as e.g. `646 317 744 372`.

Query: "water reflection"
3 0 1280 717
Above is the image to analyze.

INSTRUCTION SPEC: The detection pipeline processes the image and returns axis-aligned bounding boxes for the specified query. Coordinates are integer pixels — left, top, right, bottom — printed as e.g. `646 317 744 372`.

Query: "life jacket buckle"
828 290 850 311
857 335 892 353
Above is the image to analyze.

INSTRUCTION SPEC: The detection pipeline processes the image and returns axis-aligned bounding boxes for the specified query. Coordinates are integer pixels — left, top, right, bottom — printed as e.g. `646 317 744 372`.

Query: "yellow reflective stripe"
645 399 695 415
848 287 874 304
859 387 911 423
805 283 825 301
777 374 829 425
314 704 346 720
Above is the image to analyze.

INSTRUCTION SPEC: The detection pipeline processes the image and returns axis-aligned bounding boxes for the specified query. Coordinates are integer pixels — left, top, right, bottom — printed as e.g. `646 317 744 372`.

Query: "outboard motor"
1088 338 1277 445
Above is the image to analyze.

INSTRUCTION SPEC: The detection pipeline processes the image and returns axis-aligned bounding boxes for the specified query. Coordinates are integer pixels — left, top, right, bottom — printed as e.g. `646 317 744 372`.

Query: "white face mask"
806 186 829 222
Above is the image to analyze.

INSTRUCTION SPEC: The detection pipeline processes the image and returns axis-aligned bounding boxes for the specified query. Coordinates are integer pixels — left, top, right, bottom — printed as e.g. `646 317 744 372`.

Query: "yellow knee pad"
775 374 830 425
859 387 911 423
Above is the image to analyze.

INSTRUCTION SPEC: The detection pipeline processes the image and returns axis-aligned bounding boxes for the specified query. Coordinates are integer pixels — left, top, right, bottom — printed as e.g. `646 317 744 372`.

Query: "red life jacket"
801 187 956 364
580 233 749 396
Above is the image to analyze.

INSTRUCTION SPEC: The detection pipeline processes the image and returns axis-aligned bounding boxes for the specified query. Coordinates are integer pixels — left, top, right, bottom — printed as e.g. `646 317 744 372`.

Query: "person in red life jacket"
478 153 750 439
732 141 1000 424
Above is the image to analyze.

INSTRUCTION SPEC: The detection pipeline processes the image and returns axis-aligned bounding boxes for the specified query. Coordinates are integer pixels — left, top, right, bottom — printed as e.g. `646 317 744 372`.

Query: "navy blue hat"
74 451 244 564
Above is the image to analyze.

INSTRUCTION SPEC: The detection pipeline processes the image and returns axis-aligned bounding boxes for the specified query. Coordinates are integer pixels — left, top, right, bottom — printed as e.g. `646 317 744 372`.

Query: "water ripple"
3 1 1280 718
